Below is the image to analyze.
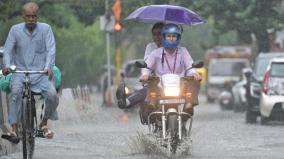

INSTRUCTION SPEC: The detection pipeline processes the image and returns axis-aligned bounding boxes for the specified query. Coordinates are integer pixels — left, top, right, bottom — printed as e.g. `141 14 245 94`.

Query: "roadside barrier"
72 85 91 109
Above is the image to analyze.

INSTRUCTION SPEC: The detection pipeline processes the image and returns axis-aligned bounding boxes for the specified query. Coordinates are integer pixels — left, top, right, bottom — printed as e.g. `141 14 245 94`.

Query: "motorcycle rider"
144 22 164 60
116 22 164 111
142 23 201 115
117 23 201 117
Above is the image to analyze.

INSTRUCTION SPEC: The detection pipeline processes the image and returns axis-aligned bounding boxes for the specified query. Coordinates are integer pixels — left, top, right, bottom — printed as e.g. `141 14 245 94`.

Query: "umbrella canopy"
125 4 205 26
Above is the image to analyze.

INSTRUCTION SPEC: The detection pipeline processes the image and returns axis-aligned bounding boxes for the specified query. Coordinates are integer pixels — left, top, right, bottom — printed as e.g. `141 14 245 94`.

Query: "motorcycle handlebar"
139 76 160 83
181 76 195 81
139 76 196 83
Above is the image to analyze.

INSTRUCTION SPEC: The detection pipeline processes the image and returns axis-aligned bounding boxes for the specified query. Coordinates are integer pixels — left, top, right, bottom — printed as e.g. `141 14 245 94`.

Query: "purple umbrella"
125 4 205 26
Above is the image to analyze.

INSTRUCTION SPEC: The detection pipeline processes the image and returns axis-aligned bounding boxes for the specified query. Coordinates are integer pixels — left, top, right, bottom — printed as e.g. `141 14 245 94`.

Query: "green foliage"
0 17 22 44
1 0 283 87
68 0 105 25
39 3 74 28
54 17 105 87
0 0 17 21
191 0 284 53
0 2 106 87
181 18 237 60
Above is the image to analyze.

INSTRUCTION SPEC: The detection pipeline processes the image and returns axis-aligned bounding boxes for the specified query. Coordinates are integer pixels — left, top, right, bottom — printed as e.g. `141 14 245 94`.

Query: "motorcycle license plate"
160 99 185 104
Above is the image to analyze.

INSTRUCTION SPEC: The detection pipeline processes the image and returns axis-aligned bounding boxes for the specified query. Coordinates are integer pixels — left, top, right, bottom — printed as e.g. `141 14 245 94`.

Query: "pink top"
142 46 197 77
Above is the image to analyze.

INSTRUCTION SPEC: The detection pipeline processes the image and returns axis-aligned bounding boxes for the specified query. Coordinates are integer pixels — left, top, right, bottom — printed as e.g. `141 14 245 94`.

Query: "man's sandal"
38 126 54 139
1 131 20 144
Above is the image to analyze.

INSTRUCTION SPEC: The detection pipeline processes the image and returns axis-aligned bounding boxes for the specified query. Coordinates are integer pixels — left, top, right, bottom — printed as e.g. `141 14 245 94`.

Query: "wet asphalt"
0 91 284 159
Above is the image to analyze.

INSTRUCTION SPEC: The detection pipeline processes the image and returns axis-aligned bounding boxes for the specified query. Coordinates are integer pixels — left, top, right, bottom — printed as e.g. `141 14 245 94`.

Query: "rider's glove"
2 68 9 76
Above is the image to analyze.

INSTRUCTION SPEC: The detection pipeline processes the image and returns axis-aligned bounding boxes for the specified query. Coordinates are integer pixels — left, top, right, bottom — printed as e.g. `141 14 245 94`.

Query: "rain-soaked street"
1 1 284 159
1 90 284 159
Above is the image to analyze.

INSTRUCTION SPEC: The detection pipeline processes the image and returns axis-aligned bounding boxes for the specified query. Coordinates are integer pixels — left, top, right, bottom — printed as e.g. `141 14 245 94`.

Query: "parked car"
245 52 284 123
120 59 144 97
119 59 144 112
259 58 284 124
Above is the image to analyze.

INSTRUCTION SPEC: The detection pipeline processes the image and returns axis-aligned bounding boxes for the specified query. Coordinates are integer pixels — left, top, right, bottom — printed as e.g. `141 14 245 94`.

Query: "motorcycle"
135 60 203 154
218 81 235 110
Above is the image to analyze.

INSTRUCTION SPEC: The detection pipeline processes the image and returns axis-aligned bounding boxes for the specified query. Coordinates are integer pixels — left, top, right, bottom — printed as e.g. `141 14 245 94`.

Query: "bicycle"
11 67 47 159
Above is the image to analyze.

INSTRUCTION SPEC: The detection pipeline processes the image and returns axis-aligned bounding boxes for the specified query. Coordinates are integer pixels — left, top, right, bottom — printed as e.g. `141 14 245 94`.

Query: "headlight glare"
125 86 129 95
164 86 180 97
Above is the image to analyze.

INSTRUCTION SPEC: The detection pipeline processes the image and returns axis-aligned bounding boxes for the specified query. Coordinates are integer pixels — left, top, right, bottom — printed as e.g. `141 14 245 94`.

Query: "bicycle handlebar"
13 70 47 74
8 65 47 74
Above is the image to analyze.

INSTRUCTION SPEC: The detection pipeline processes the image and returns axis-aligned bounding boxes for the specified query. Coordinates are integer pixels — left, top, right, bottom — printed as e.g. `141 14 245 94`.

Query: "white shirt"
144 42 159 60
142 46 197 77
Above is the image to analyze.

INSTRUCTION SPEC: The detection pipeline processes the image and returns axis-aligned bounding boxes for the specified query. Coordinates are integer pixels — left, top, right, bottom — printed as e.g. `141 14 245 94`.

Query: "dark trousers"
128 87 148 106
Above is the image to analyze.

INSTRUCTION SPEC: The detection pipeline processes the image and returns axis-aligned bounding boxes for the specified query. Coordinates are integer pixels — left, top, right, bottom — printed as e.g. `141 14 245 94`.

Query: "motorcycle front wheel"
167 114 178 154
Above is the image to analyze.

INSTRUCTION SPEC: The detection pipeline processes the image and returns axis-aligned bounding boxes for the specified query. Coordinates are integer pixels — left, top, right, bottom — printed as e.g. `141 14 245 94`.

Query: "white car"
259 58 284 124
120 59 144 96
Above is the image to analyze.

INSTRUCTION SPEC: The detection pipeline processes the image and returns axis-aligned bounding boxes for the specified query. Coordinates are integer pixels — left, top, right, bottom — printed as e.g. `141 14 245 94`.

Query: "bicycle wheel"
21 97 35 159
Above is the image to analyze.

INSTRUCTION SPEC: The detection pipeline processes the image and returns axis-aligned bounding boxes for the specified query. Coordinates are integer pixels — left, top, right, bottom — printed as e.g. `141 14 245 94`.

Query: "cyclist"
1 2 58 143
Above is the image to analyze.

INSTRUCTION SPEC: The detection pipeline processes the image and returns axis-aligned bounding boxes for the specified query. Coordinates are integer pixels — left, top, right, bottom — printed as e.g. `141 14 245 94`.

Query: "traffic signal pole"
112 0 122 84
115 34 121 84
101 0 122 106
105 0 112 104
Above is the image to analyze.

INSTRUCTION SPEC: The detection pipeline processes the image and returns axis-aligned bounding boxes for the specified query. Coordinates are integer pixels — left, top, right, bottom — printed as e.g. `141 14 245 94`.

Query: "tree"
0 0 17 21
191 0 284 53
0 1 106 87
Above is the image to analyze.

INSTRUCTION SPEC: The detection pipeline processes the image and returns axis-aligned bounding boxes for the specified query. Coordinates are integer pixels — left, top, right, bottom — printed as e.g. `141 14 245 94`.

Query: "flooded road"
1 90 284 159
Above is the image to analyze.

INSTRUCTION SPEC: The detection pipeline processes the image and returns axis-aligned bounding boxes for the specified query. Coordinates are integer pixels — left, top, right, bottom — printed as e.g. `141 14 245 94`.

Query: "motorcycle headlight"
125 86 129 95
164 86 180 97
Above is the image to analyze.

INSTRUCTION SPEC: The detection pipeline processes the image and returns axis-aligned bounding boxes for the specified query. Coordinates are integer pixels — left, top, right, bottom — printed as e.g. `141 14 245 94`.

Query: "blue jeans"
9 74 59 124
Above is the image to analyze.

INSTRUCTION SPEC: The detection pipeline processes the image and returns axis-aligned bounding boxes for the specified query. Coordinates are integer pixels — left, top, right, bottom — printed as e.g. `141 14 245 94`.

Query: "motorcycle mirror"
135 61 147 68
243 67 252 79
192 60 204 68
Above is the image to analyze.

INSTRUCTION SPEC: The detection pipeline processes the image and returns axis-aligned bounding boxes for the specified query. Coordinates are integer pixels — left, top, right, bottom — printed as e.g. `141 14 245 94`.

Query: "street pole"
105 0 112 105
115 34 121 84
